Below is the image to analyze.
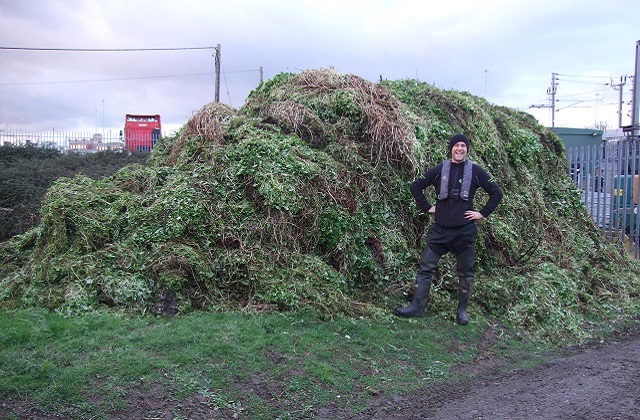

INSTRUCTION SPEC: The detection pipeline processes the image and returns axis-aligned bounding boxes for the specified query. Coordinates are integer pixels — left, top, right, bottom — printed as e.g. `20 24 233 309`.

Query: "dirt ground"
341 325 640 420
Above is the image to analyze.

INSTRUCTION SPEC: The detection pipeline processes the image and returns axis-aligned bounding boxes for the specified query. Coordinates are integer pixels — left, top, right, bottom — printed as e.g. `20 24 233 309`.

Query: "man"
395 133 503 325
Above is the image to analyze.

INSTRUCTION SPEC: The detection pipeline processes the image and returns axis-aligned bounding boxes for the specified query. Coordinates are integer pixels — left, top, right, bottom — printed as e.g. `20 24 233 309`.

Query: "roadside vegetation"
1 67 640 417
0 145 149 241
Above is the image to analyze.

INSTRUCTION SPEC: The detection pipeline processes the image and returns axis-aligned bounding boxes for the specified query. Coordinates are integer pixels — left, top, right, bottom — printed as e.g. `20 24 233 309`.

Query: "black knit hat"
449 133 470 151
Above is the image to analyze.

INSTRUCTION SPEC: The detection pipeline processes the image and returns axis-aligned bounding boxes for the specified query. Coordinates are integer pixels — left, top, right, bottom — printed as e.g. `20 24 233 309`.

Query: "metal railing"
0 129 157 153
567 137 640 258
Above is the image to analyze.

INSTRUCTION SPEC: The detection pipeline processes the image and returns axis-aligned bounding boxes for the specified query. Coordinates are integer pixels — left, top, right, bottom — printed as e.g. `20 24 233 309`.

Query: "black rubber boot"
395 281 431 318
456 277 473 325
456 291 470 325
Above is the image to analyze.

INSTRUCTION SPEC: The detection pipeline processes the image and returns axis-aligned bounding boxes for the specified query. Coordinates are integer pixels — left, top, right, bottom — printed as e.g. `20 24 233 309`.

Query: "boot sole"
394 309 425 318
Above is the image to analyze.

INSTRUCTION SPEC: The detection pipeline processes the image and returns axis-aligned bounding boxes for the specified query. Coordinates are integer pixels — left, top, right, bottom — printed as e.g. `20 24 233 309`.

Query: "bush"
0 146 149 241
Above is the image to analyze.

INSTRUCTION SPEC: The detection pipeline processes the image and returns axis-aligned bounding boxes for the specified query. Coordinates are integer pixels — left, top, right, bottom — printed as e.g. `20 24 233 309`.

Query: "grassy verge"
0 309 563 419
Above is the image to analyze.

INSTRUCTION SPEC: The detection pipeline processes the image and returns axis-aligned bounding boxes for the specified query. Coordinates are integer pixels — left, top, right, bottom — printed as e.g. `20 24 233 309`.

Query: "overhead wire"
0 73 214 86
0 46 215 52
0 69 261 86
0 45 261 105
220 62 233 105
527 71 633 128
553 73 624 111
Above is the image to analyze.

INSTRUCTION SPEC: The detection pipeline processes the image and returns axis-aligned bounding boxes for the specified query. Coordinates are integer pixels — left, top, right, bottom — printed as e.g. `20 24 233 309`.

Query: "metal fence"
567 137 640 258
0 129 157 153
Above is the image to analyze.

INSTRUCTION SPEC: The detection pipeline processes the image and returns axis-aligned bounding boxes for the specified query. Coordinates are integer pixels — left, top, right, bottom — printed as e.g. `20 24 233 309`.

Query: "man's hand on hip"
464 210 484 221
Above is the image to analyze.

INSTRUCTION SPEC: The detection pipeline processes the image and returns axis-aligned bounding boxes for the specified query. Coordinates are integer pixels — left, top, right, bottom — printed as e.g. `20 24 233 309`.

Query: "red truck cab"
123 114 161 152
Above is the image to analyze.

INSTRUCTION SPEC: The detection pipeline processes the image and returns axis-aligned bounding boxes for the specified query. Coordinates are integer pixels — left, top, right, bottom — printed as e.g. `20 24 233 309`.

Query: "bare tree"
588 121 610 131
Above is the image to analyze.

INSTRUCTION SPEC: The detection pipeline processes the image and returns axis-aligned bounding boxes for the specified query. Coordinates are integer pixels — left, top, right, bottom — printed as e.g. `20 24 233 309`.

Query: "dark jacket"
410 160 503 228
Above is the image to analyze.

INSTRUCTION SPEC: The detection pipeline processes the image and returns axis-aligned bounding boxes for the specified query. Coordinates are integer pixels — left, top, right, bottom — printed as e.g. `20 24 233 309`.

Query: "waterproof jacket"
410 159 503 228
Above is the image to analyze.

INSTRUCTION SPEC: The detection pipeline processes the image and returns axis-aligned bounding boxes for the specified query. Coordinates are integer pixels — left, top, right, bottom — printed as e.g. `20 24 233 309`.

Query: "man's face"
451 141 468 163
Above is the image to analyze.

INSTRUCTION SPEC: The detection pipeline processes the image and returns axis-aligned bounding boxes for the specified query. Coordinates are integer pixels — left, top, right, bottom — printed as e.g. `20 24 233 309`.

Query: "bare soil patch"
344 325 640 419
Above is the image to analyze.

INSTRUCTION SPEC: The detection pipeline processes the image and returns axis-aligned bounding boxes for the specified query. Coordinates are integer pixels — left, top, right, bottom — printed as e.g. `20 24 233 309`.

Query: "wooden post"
214 44 221 103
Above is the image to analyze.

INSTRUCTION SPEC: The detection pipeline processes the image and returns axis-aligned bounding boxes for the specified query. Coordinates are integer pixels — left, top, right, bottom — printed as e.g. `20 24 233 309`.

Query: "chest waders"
395 159 475 324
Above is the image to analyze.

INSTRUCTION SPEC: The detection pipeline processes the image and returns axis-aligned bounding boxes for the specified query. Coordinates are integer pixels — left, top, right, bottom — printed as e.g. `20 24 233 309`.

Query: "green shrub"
0 146 149 241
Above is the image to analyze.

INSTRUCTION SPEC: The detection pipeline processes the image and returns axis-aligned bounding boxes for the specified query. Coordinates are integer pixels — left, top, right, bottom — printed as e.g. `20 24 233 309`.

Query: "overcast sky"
1 0 639 137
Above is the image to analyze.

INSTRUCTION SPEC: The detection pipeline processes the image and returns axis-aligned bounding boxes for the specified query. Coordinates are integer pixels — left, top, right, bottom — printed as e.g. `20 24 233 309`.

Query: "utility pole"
632 40 640 135
612 76 627 128
549 72 557 127
530 72 558 127
214 44 221 103
260 66 263 83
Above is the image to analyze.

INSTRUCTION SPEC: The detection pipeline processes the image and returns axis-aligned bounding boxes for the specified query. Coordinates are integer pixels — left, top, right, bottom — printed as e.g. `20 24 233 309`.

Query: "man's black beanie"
449 133 470 151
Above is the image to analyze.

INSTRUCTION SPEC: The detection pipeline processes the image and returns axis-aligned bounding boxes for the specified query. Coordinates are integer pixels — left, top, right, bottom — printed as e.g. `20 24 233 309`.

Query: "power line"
531 71 633 127
220 60 232 105
557 79 610 86
555 86 610 102
0 73 212 86
0 69 262 86
0 46 215 52
556 73 621 79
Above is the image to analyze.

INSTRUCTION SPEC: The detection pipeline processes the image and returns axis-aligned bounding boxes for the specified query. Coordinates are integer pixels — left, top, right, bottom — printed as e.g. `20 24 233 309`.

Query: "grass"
0 308 562 419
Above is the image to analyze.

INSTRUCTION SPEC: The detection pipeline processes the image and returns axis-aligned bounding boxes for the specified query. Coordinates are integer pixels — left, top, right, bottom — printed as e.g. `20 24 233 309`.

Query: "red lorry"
123 114 161 152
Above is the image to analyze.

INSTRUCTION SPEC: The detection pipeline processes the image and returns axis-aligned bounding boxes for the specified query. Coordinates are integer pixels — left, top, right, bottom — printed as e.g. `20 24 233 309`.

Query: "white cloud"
1 0 639 134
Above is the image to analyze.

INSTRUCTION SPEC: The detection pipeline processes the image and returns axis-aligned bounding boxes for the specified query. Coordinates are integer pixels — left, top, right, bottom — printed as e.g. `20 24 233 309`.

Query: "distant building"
69 133 124 153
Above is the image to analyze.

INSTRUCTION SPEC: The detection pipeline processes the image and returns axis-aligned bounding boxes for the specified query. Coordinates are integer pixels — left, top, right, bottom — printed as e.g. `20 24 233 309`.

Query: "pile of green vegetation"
1 68 639 343
0 145 149 241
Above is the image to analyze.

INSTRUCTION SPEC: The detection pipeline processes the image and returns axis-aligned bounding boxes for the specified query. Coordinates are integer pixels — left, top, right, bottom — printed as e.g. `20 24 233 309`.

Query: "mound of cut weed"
1 68 638 343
